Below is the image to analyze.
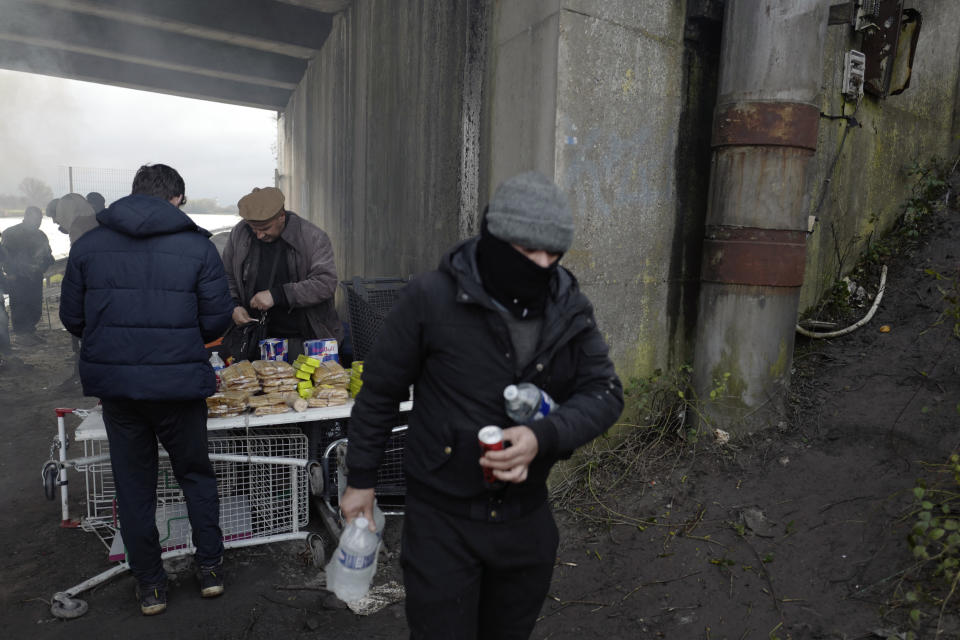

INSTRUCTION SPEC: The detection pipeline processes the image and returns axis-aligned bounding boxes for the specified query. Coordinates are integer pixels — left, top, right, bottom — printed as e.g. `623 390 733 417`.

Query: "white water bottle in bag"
326 516 378 602
504 382 558 423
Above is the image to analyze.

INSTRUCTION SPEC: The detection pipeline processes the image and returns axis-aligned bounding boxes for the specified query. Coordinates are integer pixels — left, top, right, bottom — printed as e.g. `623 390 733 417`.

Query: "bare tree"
18 177 54 207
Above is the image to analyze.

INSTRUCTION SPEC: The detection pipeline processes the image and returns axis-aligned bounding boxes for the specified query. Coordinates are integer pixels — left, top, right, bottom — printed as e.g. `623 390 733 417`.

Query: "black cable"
810 97 863 221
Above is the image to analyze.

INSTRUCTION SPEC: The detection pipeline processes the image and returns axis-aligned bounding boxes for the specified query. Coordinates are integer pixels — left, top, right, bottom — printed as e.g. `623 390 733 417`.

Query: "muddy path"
1 207 958 639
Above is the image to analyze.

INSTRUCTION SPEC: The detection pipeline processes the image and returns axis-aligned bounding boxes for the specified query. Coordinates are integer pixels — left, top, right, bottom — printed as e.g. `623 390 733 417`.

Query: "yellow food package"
295 362 317 375
296 354 321 368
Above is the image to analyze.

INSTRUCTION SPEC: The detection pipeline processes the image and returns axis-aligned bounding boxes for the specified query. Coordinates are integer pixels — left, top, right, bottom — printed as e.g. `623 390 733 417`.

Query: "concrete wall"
487 0 689 378
485 0 960 376
279 0 482 287
800 0 960 311
278 0 960 386
280 0 697 381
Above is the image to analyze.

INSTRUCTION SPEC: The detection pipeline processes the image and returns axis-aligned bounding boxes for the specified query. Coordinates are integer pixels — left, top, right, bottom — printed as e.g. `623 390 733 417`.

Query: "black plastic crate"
340 277 408 361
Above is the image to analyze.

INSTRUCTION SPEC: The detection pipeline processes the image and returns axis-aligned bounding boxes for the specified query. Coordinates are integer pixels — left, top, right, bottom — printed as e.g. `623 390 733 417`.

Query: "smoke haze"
0 69 277 207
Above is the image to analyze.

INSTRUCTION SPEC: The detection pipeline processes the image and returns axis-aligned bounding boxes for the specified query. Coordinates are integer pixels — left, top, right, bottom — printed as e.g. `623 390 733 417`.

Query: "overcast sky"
0 69 278 207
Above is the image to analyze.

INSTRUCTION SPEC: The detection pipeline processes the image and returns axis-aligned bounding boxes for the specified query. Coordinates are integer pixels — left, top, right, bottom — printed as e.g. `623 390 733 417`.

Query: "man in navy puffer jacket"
60 164 234 615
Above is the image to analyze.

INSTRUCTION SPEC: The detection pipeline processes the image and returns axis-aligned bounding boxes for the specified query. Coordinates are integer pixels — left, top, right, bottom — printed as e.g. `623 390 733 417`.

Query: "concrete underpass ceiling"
0 0 348 110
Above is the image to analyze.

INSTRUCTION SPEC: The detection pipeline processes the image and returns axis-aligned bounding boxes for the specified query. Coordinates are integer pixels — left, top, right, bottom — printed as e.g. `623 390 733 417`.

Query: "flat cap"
238 187 285 221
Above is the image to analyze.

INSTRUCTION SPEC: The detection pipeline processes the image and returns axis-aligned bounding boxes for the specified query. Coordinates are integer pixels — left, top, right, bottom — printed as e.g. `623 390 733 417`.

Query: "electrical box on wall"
830 0 922 100
860 0 906 97
842 50 865 101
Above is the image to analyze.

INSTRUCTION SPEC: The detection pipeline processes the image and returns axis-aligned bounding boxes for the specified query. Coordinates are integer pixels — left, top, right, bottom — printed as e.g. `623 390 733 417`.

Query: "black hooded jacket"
346 237 623 521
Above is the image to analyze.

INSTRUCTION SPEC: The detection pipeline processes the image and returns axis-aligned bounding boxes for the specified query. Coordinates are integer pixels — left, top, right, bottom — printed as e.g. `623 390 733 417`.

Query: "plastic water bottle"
209 351 225 390
326 516 378 602
504 382 558 423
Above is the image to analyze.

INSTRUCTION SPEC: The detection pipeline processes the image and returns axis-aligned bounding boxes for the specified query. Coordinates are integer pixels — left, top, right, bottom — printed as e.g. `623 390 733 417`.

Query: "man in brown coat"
221 187 341 360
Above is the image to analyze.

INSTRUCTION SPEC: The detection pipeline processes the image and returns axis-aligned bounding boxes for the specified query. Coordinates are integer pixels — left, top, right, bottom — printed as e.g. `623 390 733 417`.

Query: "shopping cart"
319 276 411 535
41 407 320 619
340 277 408 361
319 425 408 509
299 415 410 541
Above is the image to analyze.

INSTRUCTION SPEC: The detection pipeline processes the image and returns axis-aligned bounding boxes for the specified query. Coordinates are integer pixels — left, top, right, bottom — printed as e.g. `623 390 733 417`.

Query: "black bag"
222 314 268 362
220 247 282 362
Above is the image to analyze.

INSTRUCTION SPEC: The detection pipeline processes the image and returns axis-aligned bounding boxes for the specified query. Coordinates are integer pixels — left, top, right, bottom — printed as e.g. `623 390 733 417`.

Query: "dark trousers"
7 272 43 333
401 495 559 640
102 398 223 586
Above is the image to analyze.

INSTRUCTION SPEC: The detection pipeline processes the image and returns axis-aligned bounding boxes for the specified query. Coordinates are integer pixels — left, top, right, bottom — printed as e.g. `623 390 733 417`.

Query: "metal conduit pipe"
691 0 828 433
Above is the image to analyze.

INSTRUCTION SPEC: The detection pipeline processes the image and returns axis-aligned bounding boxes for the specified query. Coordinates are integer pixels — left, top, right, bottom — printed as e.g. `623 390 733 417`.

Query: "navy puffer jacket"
59 195 234 401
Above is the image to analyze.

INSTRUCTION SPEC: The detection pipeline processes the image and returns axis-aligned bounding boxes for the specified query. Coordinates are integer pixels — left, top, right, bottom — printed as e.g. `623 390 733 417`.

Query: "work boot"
136 582 168 615
197 562 225 598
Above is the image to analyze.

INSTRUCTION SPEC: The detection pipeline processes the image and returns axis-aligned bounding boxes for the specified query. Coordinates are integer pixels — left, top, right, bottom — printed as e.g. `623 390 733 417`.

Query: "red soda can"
478 425 504 484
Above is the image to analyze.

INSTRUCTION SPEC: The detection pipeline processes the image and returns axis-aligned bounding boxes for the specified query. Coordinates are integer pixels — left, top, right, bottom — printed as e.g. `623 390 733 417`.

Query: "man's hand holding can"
478 425 539 484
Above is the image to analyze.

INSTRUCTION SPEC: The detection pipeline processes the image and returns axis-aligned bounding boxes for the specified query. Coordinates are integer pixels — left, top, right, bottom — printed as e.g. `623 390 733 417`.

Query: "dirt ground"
1 204 958 639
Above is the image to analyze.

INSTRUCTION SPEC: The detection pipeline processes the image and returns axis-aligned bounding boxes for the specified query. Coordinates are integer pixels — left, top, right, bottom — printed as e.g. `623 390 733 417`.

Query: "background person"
44 197 59 223
0 206 54 343
52 193 100 379
221 186 341 360
340 171 624 639
55 193 99 243
85 191 106 213
59 163 234 615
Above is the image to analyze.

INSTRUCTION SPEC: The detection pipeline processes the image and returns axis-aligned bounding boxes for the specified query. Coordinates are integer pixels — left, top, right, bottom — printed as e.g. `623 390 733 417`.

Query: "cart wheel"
308 533 329 567
50 592 88 619
307 461 324 496
42 462 59 501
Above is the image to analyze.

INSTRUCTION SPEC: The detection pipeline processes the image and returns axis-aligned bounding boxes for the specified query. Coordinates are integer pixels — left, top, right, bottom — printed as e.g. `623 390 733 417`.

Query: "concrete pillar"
692 0 827 432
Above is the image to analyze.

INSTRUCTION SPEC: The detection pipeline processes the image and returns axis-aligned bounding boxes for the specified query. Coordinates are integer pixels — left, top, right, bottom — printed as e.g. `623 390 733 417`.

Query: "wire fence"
56 166 136 208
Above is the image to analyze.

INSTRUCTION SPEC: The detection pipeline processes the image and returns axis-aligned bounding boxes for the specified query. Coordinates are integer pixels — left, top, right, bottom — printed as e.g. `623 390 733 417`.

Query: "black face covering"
476 223 558 319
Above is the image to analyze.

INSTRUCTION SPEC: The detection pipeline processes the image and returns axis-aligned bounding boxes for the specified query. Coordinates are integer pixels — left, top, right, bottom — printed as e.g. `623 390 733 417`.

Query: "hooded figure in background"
53 193 100 368
0 206 54 343
86 192 106 214
44 198 59 222
55 193 99 244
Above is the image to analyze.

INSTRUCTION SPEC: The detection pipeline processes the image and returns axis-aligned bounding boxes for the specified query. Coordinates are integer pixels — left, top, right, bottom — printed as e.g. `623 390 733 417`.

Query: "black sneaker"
197 563 224 598
136 582 167 615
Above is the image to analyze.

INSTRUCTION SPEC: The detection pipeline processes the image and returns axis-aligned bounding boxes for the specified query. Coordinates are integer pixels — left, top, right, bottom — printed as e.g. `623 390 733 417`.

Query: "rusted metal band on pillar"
712 101 820 151
701 226 807 287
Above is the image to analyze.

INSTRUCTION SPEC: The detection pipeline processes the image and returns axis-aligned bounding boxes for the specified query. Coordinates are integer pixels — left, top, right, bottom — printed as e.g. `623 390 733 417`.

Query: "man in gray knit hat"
341 171 623 639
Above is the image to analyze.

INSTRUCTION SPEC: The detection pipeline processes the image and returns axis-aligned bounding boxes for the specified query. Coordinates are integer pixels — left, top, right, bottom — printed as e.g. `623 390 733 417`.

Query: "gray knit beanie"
486 171 573 253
